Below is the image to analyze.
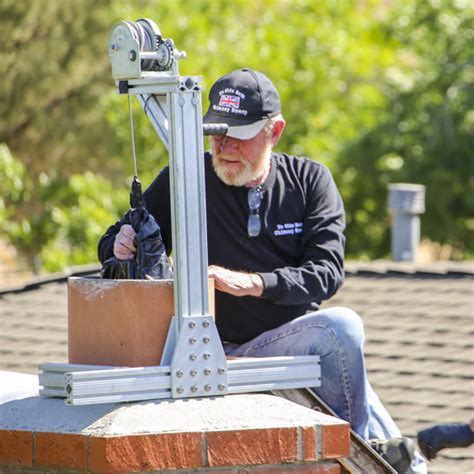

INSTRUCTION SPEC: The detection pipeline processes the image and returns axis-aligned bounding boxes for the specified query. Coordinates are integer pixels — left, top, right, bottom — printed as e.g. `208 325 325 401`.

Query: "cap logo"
219 94 240 109
212 88 249 117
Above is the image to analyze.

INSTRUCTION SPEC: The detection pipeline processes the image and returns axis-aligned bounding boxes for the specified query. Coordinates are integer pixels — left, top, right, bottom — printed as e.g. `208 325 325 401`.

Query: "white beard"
212 142 272 187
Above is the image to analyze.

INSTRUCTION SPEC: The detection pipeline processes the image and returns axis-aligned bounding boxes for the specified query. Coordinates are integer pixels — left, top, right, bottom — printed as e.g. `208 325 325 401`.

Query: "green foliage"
0 0 117 179
335 0 474 257
0 144 128 272
0 143 25 212
109 0 473 258
1 0 473 274
38 172 129 272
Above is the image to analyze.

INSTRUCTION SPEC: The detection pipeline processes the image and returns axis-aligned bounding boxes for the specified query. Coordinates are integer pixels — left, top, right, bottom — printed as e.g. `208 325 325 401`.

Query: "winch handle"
203 123 228 136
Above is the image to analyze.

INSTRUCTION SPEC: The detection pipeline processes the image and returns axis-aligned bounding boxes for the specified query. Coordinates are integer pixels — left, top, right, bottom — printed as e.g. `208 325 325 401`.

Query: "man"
98 68 426 473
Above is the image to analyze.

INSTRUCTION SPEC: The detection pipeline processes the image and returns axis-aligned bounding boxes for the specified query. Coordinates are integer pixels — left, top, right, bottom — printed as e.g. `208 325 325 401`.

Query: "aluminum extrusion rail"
39 356 320 406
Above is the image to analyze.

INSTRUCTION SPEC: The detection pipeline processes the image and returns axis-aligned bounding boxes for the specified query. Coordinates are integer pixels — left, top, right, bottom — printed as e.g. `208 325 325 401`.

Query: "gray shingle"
322 264 474 473
0 262 473 473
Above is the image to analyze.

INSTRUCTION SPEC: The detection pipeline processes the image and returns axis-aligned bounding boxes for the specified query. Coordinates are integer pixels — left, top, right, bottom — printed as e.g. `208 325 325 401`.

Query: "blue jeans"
224 307 427 473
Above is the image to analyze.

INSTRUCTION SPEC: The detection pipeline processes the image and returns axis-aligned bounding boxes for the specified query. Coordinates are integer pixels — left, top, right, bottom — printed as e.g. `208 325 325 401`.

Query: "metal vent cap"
388 183 425 214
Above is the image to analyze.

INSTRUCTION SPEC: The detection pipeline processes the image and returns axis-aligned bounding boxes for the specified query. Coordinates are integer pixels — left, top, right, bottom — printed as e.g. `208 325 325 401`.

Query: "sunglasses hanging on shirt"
247 186 263 237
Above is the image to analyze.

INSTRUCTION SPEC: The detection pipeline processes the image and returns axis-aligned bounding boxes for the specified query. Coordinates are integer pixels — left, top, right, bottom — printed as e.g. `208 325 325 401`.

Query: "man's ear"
270 118 286 147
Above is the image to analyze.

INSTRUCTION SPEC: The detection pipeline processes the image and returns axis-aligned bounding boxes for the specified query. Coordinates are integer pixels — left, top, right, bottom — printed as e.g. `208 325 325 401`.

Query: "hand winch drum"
126 20 157 70
110 18 174 73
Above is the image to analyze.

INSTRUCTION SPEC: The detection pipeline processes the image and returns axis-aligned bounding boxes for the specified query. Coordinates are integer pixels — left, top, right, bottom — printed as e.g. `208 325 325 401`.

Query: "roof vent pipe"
388 183 426 262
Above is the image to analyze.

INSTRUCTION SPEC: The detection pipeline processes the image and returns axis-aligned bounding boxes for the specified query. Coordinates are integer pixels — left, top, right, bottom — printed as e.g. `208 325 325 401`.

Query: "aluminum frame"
119 60 226 397
38 19 322 405
39 356 320 406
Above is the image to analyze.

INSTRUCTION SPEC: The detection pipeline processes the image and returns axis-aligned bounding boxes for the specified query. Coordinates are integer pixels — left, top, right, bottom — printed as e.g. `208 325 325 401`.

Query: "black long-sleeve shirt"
98 151 346 343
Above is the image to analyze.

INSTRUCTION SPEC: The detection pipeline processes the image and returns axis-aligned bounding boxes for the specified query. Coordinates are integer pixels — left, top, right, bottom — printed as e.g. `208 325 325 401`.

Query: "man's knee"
305 306 365 349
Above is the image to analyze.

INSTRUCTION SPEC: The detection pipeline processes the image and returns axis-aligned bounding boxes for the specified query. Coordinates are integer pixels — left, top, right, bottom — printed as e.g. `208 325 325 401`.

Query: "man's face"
210 128 272 187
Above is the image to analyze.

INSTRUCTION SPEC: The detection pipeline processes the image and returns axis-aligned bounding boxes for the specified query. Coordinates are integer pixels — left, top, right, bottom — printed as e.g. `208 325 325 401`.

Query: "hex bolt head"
202 320 210 328
189 337 197 345
203 352 211 360
190 353 198 361
203 368 211 376
218 384 226 391
190 369 198 377
176 386 184 394
176 370 184 378
203 336 210 344
204 384 212 392
218 367 226 375
188 321 196 329
190 385 198 393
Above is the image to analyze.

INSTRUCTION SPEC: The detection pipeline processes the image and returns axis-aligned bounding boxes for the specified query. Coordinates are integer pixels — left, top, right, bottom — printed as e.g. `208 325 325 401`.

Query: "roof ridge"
0 263 101 296
2 260 473 296
344 260 474 277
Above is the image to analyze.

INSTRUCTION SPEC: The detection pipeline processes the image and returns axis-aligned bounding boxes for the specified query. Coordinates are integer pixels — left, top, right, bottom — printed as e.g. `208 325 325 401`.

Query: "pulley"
108 18 185 80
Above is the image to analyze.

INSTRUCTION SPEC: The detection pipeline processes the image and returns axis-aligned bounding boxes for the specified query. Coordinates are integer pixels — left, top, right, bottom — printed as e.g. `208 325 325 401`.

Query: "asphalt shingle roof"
1 261 473 473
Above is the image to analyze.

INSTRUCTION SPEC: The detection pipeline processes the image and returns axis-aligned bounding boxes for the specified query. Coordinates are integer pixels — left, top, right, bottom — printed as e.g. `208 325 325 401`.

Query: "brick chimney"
0 393 349 473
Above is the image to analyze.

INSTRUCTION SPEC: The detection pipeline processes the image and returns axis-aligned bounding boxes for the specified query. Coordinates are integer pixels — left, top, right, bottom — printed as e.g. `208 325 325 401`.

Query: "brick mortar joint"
202 431 208 467
316 424 322 459
296 427 302 462
32 430 36 467
0 460 346 473
87 434 92 472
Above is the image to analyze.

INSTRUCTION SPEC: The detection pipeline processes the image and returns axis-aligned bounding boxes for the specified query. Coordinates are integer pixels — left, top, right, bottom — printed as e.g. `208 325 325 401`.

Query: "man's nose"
220 135 240 152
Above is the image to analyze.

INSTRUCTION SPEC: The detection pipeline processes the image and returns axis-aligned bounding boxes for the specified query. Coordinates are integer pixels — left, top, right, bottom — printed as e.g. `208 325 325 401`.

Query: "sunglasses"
247 186 263 237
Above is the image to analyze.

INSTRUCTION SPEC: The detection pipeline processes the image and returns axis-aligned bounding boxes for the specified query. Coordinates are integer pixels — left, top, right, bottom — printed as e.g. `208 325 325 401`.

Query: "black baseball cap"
203 68 281 140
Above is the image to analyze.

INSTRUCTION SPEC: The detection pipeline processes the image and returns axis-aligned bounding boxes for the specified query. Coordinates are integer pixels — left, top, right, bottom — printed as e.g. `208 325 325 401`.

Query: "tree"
0 143 129 272
0 0 116 179
0 0 132 271
1 0 472 273
334 0 474 257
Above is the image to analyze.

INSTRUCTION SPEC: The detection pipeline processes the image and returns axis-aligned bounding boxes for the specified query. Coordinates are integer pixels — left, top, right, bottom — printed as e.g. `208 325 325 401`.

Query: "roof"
1 261 473 473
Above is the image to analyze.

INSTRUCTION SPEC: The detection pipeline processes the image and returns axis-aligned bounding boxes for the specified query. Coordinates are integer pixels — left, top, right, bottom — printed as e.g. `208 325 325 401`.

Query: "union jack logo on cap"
219 94 241 109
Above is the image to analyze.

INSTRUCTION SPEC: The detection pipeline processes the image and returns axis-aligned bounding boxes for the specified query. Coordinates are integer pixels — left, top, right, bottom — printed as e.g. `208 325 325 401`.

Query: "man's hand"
113 224 137 260
208 265 264 297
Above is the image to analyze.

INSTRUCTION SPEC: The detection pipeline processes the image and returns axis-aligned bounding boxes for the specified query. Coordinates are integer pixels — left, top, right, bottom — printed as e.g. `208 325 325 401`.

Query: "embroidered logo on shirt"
274 222 303 236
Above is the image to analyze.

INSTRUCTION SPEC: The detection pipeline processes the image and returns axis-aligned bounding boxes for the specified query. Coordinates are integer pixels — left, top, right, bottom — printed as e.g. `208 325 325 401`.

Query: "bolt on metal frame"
39 18 321 405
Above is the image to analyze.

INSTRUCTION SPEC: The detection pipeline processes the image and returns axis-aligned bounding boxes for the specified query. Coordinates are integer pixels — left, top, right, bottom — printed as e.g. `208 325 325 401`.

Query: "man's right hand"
113 224 137 260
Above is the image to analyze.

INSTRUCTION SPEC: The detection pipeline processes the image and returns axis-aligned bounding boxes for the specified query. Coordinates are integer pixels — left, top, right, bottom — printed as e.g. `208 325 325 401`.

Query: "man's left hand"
208 265 264 297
